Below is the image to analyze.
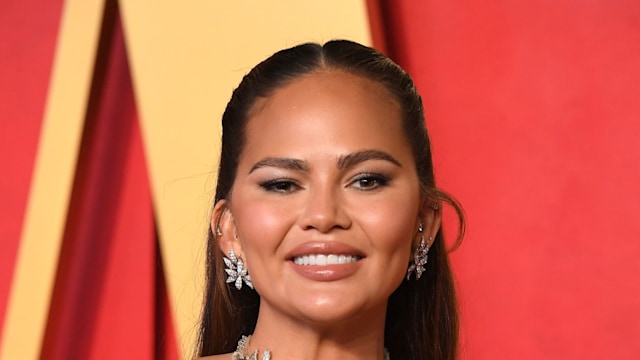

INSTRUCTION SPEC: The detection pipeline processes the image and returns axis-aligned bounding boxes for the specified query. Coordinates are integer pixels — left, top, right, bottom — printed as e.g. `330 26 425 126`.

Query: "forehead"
249 70 397 116
241 70 411 164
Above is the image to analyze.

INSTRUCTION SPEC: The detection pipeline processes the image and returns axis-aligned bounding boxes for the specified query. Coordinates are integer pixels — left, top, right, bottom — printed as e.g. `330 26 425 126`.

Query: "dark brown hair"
196 40 464 360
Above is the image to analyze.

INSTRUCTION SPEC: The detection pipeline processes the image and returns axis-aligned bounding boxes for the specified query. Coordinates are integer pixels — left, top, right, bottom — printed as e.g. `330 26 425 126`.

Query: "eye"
260 179 302 193
350 173 390 191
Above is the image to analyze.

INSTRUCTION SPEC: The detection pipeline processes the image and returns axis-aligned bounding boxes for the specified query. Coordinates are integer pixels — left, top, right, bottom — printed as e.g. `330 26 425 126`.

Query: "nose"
298 186 351 233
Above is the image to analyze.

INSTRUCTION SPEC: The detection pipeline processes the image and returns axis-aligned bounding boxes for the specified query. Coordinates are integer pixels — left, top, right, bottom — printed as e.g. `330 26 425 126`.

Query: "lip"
285 242 365 259
286 242 364 282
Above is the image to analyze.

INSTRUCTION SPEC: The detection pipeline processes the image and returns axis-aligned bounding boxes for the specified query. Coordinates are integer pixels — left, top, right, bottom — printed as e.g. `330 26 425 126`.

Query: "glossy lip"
286 242 365 282
285 241 366 260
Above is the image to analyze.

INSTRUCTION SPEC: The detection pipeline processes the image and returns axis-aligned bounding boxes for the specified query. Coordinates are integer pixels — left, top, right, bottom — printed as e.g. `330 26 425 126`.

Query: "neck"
246 301 388 359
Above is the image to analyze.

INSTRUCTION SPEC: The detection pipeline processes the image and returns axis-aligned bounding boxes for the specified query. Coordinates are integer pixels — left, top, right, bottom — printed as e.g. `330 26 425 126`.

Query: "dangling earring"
407 223 431 280
224 249 253 290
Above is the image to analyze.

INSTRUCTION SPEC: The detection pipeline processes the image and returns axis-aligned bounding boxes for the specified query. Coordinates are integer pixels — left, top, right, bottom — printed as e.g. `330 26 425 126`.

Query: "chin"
293 295 385 325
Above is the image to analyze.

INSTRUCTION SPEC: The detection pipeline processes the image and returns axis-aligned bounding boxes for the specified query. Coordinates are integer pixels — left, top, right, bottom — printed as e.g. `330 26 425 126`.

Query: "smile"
292 254 361 266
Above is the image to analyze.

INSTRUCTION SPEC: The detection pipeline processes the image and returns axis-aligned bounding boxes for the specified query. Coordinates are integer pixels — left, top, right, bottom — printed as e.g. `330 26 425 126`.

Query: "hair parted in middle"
196 39 464 360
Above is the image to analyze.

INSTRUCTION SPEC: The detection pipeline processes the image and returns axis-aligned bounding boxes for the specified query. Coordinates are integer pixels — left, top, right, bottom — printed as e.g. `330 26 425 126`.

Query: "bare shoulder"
197 354 231 360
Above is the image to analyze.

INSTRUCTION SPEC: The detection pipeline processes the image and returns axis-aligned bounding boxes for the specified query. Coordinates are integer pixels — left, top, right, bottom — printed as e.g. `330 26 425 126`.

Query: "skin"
207 70 440 359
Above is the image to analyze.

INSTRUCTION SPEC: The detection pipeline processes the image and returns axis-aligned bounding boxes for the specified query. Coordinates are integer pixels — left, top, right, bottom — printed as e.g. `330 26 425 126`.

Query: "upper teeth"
293 254 360 266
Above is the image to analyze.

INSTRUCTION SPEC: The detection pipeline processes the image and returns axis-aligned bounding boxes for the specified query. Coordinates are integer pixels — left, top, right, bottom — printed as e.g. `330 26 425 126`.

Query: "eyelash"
350 173 390 191
259 178 302 193
258 173 391 194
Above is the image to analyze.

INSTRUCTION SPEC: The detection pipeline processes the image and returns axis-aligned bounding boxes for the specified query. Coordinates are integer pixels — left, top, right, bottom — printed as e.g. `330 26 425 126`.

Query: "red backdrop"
40 8 177 359
3 0 640 358
377 0 640 358
0 1 178 358
0 0 63 339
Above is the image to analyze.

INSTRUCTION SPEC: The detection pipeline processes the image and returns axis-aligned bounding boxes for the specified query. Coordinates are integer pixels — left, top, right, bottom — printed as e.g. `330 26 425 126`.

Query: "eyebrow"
249 149 402 174
337 149 402 169
249 157 309 173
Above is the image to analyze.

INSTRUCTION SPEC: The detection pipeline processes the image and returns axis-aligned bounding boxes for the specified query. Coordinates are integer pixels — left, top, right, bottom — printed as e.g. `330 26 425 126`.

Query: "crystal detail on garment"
407 235 430 280
232 335 270 360
224 249 253 290
231 335 389 360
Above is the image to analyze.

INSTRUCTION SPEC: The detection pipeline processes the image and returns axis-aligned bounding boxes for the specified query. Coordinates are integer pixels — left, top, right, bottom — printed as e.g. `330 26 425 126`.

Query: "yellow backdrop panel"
119 0 371 356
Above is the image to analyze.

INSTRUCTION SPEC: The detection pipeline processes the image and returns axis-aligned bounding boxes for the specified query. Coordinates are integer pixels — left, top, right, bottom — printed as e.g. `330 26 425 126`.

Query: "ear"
418 200 442 248
211 200 242 257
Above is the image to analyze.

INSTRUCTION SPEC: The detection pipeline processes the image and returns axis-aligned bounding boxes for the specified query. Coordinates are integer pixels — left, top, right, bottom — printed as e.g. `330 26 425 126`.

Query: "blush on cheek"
361 204 417 247
232 201 293 263
233 198 283 231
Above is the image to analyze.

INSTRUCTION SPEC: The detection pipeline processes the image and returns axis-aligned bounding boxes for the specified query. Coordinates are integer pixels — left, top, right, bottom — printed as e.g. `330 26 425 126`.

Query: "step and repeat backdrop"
2 1 639 359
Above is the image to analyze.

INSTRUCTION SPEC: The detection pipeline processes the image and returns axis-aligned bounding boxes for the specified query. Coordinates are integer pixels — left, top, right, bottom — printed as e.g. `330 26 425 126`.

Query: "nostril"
298 190 352 232
300 212 352 232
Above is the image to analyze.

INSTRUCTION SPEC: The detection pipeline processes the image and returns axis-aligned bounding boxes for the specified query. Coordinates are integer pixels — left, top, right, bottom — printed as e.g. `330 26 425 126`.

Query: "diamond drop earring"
407 224 431 280
223 249 253 290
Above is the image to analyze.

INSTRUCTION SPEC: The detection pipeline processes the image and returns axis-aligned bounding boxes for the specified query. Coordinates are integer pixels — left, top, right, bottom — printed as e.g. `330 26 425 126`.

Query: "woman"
196 40 464 360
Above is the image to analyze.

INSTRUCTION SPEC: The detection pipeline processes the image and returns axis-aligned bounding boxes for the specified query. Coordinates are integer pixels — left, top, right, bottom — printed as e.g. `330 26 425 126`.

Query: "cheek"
353 195 418 297
353 194 419 254
230 193 296 258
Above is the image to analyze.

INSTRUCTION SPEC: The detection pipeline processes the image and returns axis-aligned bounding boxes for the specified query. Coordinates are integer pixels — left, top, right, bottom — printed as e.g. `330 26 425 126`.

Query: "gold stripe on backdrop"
0 0 107 359
119 0 371 356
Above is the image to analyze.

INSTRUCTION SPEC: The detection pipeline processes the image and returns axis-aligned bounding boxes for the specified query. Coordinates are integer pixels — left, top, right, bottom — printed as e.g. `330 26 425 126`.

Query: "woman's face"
223 70 424 325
